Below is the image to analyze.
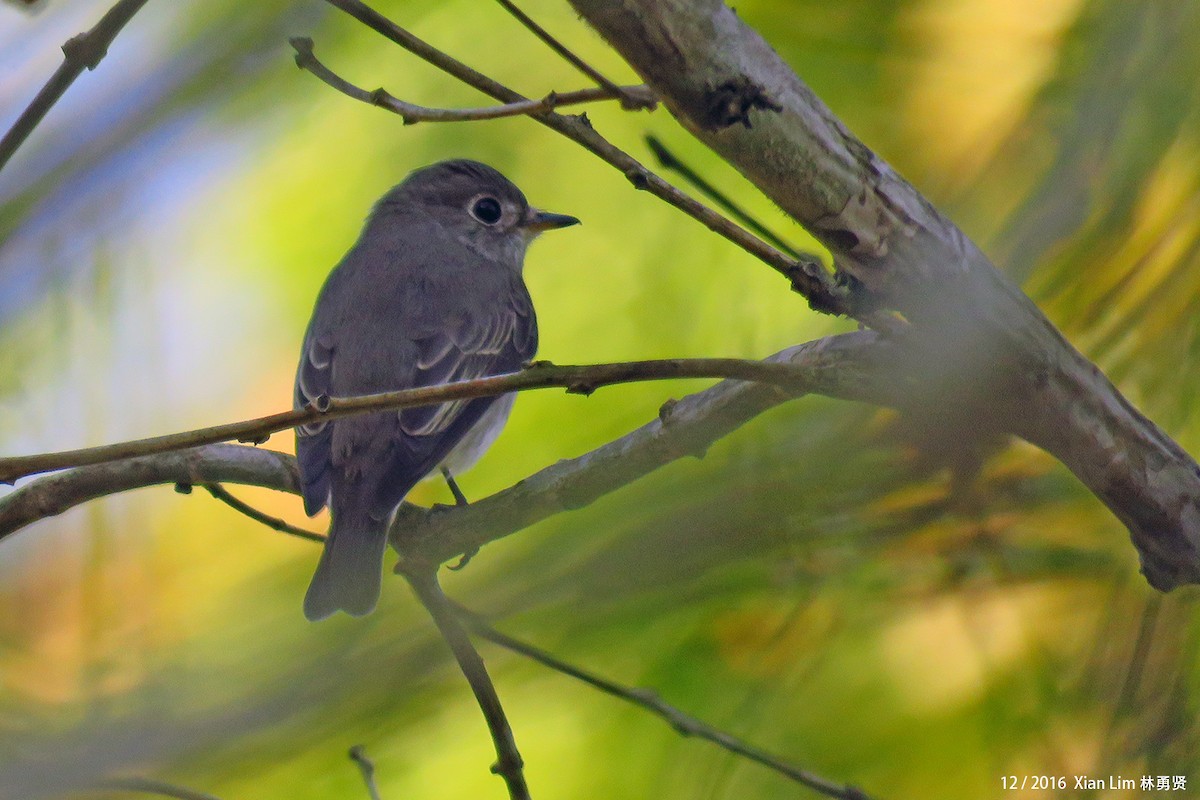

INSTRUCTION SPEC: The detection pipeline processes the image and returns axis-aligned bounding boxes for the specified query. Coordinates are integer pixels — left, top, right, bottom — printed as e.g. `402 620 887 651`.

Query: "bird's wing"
399 300 536 437
360 296 537 517
295 269 537 520
295 328 336 516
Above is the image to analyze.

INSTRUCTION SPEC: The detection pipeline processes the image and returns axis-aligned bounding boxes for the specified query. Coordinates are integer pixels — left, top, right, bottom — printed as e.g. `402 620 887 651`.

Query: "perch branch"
0 334 894 549
290 37 654 124
314 0 886 324
455 604 877 800
0 0 152 173
0 355 871 485
387 334 895 563
400 564 531 800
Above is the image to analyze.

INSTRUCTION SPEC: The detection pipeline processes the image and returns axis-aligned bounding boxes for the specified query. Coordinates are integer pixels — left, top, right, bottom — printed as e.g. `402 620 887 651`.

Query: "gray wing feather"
400 301 533 438
295 331 335 516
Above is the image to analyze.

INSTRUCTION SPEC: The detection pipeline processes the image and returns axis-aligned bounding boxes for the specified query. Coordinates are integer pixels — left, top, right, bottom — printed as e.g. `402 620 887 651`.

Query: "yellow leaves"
710 597 837 679
897 0 1085 183
878 586 1035 713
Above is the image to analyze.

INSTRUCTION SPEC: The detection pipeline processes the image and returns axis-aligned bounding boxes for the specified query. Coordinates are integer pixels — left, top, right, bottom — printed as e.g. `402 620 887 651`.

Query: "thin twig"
171 475 877 800
0 0 152 174
646 135 808 260
188 466 881 800
490 0 650 110
313 0 886 325
201 483 324 543
291 37 653 124
455 605 878 800
0 356 852 485
93 777 223 800
348 746 384 800
400 563 531 800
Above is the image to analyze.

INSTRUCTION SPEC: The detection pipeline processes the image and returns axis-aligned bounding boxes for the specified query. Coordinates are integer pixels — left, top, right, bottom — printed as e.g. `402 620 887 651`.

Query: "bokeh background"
2 1 1199 798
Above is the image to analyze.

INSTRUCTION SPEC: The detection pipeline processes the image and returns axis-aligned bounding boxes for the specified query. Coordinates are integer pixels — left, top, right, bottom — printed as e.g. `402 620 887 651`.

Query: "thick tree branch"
0 0 152 173
0 334 893 550
0 356 859 486
567 0 1200 591
0 444 298 542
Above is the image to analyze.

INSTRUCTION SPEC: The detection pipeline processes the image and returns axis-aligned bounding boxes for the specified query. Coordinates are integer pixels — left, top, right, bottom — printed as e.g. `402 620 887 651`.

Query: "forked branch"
290 37 654 124
400 564 531 800
455 604 877 800
154 478 884 799
314 0 885 325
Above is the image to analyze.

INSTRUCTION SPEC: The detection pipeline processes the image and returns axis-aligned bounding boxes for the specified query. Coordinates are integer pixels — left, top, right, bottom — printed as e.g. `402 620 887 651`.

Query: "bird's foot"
447 547 480 571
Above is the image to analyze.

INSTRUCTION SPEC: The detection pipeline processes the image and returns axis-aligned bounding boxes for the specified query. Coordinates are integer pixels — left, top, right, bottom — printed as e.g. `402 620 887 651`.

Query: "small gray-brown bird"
295 160 578 621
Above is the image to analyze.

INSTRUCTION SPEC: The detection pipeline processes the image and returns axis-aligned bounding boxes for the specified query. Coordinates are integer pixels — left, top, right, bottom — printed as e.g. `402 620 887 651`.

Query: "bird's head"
382 159 579 264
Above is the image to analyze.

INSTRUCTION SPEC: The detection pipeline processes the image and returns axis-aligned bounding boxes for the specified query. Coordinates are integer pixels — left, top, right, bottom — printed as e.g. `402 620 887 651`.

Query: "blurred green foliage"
1 1 1199 798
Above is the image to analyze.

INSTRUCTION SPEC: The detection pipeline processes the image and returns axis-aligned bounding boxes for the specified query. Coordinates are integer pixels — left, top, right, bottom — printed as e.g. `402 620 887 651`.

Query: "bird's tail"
304 510 388 621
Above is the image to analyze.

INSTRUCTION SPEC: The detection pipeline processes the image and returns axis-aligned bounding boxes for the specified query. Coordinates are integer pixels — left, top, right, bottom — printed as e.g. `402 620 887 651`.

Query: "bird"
294 159 579 621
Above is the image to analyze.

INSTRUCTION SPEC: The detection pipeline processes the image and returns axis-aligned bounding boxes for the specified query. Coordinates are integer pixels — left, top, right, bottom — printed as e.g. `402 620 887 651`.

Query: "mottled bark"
570 0 1200 589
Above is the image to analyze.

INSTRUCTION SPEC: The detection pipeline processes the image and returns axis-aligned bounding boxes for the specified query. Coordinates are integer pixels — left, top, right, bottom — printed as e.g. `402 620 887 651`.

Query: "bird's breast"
435 393 517 477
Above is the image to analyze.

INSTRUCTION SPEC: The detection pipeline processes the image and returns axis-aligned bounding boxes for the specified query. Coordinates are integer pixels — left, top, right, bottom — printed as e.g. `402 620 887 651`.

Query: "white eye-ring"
470 196 503 225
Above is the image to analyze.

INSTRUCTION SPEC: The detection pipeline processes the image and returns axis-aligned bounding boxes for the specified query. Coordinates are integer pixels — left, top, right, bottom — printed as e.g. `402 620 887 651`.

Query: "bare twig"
490 0 651 110
0 0 152 174
400 563 531 800
348 746 384 800
186 470 882 800
290 37 653 124
646 135 808 261
455 605 877 800
0 356 864 485
201 483 324 543
93 777 223 800
313 0 885 325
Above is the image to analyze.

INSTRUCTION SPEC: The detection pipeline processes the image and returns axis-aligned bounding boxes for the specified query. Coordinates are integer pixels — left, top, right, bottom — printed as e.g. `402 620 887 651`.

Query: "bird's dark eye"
470 197 503 225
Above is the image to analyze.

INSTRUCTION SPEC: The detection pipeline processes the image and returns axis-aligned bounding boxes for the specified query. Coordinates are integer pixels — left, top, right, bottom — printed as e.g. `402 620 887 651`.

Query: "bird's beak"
524 208 581 233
